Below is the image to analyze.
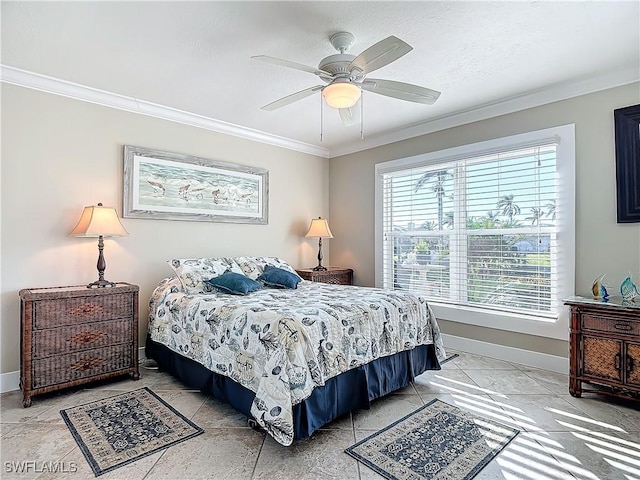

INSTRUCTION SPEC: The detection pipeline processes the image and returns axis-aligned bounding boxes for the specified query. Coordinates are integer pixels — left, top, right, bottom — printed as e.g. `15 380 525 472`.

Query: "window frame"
374 125 575 341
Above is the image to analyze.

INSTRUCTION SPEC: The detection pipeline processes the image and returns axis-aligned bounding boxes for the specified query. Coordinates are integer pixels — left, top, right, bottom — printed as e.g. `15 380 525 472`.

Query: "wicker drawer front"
315 272 352 285
33 319 132 358
583 336 622 382
627 342 640 387
34 294 133 329
582 313 640 337
31 344 133 389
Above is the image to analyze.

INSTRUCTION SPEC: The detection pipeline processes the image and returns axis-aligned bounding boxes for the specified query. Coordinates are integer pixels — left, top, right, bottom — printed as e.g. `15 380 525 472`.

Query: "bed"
145 256 446 446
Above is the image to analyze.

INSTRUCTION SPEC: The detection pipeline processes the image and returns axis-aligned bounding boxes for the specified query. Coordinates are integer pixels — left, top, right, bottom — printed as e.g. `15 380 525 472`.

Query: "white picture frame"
123 145 268 224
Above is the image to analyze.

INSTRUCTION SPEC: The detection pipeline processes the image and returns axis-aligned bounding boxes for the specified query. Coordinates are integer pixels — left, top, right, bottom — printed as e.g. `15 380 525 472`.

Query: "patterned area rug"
61 387 203 476
345 399 518 480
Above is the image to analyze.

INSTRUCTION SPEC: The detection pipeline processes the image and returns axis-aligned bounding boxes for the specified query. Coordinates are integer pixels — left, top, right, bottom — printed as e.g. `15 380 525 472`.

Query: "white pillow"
234 256 301 281
167 257 244 294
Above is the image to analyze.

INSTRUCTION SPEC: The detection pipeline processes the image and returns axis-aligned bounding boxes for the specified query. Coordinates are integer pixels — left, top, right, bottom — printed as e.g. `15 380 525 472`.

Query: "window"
375 125 575 340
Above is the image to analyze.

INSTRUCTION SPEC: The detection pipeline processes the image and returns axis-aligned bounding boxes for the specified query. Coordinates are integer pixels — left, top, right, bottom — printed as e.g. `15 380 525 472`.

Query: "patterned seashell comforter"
148 277 446 446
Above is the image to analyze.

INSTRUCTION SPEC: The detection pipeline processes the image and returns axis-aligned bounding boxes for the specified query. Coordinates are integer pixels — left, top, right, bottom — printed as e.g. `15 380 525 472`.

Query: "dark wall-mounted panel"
614 104 640 223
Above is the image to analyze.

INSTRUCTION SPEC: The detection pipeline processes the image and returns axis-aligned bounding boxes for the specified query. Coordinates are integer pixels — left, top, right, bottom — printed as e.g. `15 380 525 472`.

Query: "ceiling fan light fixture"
322 81 361 109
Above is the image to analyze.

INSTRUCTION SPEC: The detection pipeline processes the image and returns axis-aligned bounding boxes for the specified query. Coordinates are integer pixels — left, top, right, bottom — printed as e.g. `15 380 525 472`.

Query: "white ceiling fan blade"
260 86 323 111
348 36 412 76
339 101 361 127
252 55 331 78
363 79 441 105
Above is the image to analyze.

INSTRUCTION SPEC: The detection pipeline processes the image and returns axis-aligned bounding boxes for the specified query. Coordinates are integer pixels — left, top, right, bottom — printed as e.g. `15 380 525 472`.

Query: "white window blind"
380 139 564 319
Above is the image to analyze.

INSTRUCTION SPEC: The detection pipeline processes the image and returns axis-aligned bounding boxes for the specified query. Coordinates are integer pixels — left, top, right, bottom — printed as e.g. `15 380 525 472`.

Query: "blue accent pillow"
257 265 301 289
206 271 262 295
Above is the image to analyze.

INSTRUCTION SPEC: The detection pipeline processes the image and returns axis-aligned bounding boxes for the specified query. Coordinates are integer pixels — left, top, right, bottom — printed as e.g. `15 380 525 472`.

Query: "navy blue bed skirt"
145 335 440 440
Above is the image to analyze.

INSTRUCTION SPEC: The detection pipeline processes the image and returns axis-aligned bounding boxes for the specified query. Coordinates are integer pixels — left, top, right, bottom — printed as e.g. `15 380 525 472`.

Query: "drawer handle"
614 323 632 331
69 331 104 345
628 356 635 374
614 352 621 371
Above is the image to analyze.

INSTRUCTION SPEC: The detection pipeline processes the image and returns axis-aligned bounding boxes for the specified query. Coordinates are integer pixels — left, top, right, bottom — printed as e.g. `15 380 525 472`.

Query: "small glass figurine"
620 274 639 302
591 274 609 300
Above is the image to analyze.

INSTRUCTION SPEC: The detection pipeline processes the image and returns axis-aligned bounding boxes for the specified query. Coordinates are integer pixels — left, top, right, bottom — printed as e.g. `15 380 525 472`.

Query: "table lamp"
305 217 333 271
70 203 129 288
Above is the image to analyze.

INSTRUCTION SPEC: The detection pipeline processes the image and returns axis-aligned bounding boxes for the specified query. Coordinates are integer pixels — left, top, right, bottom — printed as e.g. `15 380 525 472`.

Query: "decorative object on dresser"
565 296 639 401
591 274 609 300
296 266 353 285
69 203 129 288
305 216 333 271
19 283 140 407
620 274 639 302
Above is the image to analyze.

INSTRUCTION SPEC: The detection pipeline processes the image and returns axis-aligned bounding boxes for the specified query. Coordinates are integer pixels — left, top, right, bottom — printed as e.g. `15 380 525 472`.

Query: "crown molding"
0 65 330 158
3 64 637 160
328 67 640 158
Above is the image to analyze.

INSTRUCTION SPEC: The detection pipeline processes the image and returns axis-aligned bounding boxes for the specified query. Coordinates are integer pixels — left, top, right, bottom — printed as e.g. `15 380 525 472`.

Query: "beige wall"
1 84 328 374
329 83 640 358
3 82 639 374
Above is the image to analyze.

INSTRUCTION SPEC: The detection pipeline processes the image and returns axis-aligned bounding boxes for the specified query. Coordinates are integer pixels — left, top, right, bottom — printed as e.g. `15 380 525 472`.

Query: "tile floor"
1 350 639 479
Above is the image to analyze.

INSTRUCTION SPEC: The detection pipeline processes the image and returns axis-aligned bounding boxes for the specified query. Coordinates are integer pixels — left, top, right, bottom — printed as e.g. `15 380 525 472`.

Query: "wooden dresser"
565 296 639 401
19 283 139 407
296 267 353 285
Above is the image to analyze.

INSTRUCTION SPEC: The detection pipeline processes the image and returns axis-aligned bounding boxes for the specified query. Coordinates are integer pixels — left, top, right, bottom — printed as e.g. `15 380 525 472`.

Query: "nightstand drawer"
32 343 133 389
33 318 133 358
318 271 352 284
582 313 640 336
34 294 133 329
296 268 353 285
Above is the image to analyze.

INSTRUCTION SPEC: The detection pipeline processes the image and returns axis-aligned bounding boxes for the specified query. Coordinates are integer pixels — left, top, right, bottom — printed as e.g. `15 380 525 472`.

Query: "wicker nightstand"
296 267 353 285
565 296 640 401
19 283 140 407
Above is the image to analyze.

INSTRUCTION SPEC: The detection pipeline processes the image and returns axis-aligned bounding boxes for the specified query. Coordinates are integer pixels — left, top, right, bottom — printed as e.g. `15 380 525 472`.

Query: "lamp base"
87 279 116 289
312 265 328 271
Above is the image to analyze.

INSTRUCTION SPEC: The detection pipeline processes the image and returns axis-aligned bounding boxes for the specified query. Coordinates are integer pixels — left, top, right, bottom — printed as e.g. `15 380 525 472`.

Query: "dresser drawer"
317 271 352 285
34 294 133 329
296 268 353 285
32 318 132 358
582 313 640 336
31 343 133 389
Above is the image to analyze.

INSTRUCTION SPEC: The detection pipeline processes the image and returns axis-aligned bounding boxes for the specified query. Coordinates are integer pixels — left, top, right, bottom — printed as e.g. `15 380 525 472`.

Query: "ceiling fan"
252 32 441 126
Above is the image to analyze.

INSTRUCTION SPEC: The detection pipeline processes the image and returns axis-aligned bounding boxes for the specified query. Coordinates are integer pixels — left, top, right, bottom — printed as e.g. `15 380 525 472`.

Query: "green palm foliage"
496 194 521 221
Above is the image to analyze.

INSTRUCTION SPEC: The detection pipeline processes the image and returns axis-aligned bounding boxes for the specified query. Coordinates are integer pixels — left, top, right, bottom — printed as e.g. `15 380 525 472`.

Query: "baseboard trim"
442 334 569 374
0 370 20 394
1 347 148 393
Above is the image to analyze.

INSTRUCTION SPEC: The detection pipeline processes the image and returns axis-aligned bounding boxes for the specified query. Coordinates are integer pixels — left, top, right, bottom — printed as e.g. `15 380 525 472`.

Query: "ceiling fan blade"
339 101 361 127
252 55 331 78
362 79 441 105
260 86 323 111
348 36 412 76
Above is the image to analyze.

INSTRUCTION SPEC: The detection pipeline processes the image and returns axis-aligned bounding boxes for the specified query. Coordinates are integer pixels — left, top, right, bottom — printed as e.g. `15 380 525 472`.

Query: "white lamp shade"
305 217 333 238
322 81 361 109
70 204 129 238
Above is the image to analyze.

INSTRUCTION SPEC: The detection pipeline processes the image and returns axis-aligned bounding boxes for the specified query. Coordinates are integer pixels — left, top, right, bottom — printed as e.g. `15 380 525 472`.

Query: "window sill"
429 301 568 341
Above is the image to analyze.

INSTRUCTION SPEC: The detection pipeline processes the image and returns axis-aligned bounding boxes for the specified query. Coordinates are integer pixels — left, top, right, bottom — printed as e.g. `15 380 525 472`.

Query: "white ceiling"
2 1 639 157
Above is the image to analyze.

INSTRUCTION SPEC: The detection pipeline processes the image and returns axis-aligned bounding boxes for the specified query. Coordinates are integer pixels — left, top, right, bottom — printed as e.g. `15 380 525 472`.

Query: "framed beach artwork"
123 145 268 224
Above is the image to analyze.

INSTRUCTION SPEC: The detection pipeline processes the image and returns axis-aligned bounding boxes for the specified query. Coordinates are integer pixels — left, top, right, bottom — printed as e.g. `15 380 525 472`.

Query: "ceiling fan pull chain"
320 93 324 142
360 92 364 140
